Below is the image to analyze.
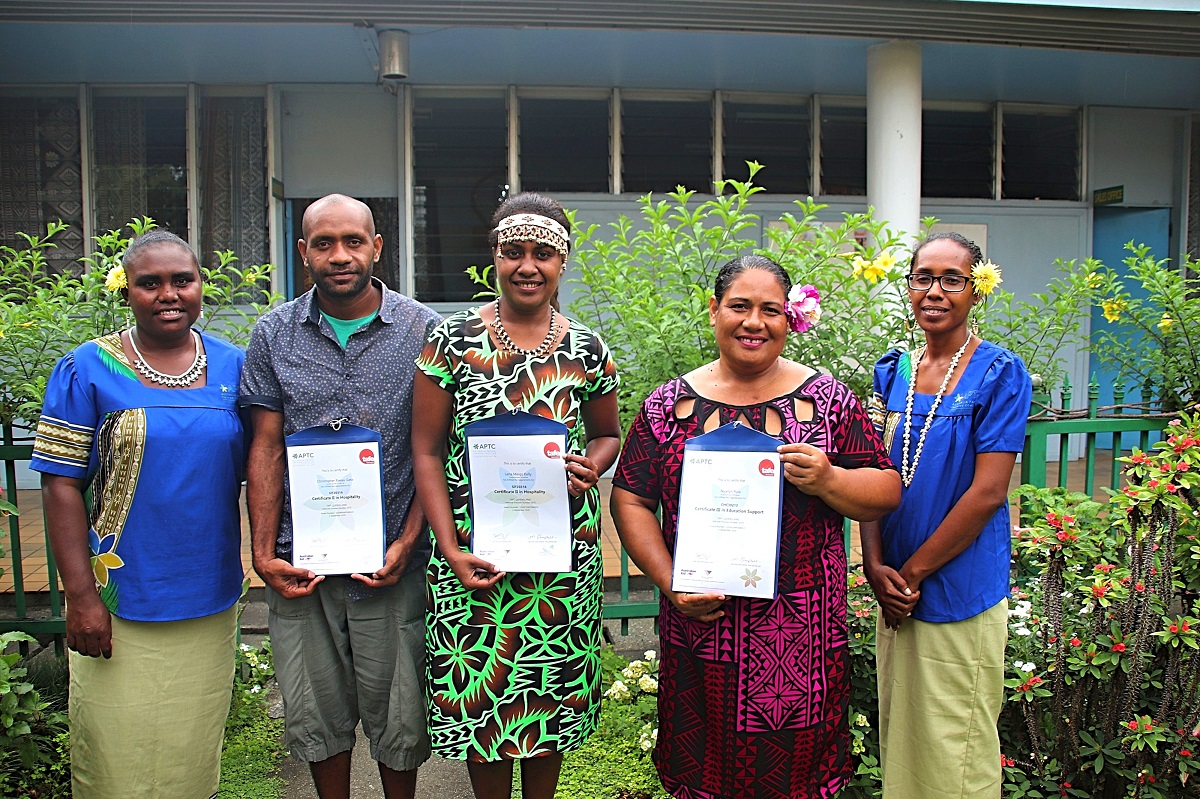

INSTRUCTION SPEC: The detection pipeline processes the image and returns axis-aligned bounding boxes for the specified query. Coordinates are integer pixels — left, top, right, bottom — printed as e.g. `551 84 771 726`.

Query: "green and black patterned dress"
416 308 619 762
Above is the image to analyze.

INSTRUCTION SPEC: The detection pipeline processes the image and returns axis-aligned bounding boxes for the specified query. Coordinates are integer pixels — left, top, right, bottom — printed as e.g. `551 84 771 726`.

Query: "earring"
904 310 916 334
969 305 981 336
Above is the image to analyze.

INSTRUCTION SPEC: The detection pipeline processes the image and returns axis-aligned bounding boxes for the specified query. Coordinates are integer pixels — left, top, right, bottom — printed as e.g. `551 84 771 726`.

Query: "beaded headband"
493 213 570 259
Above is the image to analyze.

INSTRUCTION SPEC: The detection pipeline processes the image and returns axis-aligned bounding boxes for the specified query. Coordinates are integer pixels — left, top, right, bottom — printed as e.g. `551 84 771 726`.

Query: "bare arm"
610 486 725 622
899 451 1017 591
42 474 111 658
777 442 901 521
246 406 322 597
410 372 503 590
563 389 621 496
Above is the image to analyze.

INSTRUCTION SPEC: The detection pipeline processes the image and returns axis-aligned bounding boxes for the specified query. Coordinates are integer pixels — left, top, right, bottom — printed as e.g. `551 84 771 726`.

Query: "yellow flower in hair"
1101 298 1125 323
971 260 1003 296
1158 313 1173 331
104 265 127 292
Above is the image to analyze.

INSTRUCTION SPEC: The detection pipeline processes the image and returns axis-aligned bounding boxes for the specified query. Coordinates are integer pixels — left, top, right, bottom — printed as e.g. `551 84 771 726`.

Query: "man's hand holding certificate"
672 423 784 599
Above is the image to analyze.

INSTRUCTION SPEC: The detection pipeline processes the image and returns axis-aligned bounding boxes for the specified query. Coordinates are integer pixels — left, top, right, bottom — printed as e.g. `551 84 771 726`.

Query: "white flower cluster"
638 722 659 752
1008 599 1034 636
605 679 632 701
1013 660 1036 674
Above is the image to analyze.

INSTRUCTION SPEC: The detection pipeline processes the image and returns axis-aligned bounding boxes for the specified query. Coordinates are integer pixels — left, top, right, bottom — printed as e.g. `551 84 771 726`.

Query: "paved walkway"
241 593 659 799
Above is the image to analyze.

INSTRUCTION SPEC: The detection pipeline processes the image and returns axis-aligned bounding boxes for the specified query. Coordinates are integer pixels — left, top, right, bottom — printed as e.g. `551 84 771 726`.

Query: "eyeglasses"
905 273 970 292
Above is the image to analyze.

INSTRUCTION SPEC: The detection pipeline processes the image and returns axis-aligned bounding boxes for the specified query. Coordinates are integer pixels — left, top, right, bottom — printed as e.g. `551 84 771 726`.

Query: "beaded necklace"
128 328 206 387
900 332 973 487
491 298 560 358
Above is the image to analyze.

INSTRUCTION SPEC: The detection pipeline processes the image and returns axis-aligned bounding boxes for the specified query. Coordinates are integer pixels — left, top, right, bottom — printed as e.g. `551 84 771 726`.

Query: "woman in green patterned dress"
412 192 621 799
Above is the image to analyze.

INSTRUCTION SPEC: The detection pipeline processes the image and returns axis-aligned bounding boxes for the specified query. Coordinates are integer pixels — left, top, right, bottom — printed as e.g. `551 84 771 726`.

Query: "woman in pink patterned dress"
611 255 900 799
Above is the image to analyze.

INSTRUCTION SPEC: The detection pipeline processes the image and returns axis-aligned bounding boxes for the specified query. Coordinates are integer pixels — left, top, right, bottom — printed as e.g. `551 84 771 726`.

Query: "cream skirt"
68 605 237 799
876 599 1008 799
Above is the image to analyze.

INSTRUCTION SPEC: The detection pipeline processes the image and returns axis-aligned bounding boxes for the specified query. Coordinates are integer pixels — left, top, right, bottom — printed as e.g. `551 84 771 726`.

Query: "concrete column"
867 41 923 246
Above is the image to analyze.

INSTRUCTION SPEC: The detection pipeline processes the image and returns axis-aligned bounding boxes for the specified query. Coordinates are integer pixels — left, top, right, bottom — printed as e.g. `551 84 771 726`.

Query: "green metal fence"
1 424 65 647
0 381 1173 640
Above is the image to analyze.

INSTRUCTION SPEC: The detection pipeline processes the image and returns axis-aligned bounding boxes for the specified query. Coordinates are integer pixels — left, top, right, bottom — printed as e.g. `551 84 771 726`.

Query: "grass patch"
556 701 668 799
216 712 286 799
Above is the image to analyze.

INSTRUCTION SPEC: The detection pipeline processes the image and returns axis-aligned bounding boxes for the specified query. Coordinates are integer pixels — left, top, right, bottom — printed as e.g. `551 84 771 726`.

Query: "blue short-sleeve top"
30 331 246 622
870 340 1032 622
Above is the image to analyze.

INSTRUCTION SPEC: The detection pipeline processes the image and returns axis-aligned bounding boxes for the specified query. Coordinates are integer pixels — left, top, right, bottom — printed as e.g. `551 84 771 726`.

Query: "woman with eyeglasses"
859 231 1031 799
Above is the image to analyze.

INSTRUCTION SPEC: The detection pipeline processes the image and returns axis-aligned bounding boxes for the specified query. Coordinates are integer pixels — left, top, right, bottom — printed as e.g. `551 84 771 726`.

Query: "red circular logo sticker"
758 459 776 477
359 449 376 465
543 442 562 459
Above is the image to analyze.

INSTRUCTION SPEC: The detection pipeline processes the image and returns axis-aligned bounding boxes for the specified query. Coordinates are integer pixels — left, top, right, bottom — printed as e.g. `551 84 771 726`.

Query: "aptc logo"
758 459 776 477
292 451 314 460
359 449 376 465
543 442 562 460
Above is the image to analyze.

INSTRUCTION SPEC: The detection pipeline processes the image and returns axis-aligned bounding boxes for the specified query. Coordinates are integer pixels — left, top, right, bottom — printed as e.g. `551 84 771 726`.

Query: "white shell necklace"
491 298 560 358
900 332 973 487
128 328 206 387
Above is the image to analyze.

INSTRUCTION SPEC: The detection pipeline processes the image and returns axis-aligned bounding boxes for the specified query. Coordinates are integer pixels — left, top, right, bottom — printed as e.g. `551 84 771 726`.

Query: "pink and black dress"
613 374 894 799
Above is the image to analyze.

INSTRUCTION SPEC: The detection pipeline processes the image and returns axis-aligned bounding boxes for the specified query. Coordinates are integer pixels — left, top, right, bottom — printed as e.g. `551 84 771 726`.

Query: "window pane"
1002 110 1080 201
622 99 712 194
199 96 267 271
93 95 188 235
819 104 866 196
0 95 84 273
412 94 507 303
521 98 609 193
723 100 810 194
922 109 994 198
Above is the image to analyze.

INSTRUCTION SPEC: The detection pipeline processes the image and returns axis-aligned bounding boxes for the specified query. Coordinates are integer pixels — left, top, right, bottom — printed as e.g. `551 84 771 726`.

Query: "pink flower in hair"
785 284 821 333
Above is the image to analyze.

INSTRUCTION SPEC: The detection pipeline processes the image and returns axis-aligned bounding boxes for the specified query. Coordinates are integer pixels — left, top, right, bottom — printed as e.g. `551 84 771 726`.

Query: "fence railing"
1 424 64 647
1 380 1174 641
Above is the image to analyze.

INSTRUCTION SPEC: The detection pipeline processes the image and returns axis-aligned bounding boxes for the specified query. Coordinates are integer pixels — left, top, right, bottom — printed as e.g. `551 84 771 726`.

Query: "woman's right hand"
864 561 920 629
667 590 727 622
66 592 113 658
446 549 506 590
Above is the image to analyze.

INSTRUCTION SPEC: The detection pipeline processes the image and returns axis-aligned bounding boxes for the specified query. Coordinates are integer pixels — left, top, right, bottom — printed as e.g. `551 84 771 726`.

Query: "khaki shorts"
266 571 431 771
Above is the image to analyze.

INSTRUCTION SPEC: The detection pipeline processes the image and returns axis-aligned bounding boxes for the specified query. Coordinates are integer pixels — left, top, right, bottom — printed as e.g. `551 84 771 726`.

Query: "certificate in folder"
285 422 386 576
464 410 573 573
672 422 783 599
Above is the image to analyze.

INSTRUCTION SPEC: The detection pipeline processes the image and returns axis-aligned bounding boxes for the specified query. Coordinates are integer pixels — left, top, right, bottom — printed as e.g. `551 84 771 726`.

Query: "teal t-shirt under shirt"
321 310 378 348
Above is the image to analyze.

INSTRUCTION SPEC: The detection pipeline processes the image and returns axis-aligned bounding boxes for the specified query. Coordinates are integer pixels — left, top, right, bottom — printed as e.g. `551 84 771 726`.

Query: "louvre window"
1002 109 1080 201
723 100 810 194
622 98 712 194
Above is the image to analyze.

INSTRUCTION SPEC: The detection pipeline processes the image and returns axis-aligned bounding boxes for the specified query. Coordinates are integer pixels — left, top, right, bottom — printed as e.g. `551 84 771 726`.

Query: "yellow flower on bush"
971 260 1003 296
1101 298 1126 323
852 252 894 284
104 265 127 292
1158 313 1173 331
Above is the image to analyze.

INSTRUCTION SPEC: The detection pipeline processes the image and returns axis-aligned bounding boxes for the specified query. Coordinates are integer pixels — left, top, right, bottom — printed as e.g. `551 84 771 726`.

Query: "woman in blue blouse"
32 231 245 798
860 232 1031 799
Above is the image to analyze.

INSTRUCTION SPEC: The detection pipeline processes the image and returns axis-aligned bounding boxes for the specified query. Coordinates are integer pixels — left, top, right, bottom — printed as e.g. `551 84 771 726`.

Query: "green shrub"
0 632 69 794
1000 417 1200 798
0 218 281 427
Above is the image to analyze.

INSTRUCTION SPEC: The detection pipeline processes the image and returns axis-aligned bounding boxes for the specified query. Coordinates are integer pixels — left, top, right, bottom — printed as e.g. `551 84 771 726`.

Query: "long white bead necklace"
128 328 206 387
900 332 973 487
491 298 560 357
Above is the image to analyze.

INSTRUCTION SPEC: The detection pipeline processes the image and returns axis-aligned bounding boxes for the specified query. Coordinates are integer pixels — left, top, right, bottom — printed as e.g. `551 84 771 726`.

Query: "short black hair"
487 192 571 252
122 229 200 273
909 231 983 271
713 254 791 302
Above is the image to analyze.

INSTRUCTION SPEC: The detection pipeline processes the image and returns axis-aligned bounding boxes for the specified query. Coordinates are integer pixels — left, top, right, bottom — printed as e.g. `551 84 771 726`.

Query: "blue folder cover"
284 422 386 572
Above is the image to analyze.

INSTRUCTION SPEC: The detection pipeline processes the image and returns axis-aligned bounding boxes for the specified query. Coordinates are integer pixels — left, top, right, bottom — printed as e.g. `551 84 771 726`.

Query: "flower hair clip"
971 260 1002 297
785 284 821 333
105 265 127 293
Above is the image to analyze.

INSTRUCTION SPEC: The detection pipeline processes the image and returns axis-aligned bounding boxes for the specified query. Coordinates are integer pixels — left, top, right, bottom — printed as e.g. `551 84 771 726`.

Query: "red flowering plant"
1001 416 1200 798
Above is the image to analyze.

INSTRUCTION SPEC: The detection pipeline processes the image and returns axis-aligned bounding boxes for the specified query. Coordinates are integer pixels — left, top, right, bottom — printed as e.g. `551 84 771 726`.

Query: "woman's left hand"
778 442 833 494
563 453 600 497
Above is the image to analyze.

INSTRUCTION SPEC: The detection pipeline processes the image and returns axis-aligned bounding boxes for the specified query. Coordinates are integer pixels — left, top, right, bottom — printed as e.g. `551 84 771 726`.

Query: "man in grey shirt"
239 194 441 799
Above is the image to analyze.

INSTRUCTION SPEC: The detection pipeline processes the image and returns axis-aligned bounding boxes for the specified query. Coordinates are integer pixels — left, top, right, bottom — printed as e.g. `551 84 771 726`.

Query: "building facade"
2 0 1199 394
